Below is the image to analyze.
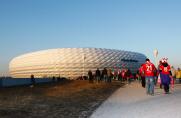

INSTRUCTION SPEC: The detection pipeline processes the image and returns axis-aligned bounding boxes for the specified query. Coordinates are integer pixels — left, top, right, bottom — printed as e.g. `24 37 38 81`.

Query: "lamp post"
153 49 158 68
82 53 86 77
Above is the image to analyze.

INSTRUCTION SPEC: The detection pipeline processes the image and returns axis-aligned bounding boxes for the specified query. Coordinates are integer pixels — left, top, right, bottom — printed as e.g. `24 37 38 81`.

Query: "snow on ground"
90 81 181 118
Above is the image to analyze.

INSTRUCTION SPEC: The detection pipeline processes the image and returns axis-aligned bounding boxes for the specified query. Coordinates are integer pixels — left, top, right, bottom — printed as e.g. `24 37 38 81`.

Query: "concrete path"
90 82 181 118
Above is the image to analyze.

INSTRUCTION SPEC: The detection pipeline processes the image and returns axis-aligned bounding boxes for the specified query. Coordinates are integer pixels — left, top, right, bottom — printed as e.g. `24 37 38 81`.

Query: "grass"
0 80 124 118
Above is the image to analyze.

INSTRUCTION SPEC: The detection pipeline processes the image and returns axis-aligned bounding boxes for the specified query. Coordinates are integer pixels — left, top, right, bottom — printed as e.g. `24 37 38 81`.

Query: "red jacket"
142 62 157 76
159 65 171 75
139 66 144 77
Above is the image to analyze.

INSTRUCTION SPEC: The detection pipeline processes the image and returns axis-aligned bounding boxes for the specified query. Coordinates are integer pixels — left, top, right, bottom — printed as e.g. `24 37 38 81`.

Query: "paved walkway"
90 82 181 118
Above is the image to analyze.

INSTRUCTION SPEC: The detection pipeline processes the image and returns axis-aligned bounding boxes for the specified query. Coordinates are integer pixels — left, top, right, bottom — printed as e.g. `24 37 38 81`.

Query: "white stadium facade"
9 48 147 79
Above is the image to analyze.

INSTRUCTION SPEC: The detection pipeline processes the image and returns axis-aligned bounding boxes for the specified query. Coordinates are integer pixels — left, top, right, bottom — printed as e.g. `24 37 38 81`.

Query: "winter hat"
161 58 168 63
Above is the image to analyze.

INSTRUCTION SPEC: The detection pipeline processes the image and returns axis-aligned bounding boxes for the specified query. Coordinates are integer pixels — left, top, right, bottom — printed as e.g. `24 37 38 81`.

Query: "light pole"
82 53 86 77
153 49 158 68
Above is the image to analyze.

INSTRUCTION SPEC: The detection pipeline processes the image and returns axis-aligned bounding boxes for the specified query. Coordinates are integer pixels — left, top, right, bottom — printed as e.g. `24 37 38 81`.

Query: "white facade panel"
9 48 146 79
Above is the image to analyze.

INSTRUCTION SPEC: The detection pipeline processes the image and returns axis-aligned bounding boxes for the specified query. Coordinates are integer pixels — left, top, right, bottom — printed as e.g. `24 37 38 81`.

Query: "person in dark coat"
125 69 132 84
102 68 108 82
95 68 101 83
88 70 93 83
30 74 35 87
107 68 112 83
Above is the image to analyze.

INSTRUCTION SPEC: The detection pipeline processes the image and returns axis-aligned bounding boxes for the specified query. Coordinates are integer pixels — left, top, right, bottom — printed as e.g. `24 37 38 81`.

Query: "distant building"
9 48 146 79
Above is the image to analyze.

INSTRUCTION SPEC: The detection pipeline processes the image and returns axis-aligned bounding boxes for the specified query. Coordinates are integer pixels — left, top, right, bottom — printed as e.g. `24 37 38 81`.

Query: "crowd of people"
87 57 181 96
138 58 178 96
87 67 136 84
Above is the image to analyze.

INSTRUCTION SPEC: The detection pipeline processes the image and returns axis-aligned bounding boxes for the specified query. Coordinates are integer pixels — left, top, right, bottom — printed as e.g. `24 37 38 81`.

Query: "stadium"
9 48 147 79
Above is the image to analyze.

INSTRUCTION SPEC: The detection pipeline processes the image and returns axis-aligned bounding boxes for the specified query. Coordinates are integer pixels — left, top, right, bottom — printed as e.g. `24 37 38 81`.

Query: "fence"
0 77 53 87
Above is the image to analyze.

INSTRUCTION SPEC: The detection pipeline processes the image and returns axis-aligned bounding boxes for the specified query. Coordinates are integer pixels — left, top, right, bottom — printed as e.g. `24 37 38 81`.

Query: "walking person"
159 58 172 94
158 60 163 89
113 69 118 80
171 66 176 79
118 69 122 81
107 68 112 83
142 58 157 96
136 70 141 82
170 67 175 91
139 64 145 88
95 68 101 83
154 69 159 86
121 69 126 81
102 68 108 82
176 68 181 83
88 70 93 83
126 69 132 84
30 74 35 87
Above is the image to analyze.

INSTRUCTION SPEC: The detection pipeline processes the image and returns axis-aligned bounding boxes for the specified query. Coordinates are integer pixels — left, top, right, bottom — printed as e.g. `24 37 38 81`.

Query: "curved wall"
9 48 147 79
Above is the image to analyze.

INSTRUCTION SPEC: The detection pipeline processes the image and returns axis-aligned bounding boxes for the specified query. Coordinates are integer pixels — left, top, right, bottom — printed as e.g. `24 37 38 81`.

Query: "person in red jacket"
142 58 157 95
139 64 145 88
159 58 172 94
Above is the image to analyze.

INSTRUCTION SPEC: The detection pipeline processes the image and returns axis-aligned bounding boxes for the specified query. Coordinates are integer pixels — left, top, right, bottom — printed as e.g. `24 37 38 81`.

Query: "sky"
0 0 181 76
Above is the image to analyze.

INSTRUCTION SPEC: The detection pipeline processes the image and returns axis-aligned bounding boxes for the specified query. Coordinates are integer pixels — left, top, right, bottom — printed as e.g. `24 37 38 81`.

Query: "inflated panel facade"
9 48 146 79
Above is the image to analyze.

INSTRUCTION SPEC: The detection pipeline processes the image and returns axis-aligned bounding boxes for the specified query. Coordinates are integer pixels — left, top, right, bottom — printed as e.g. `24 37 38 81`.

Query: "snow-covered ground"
90 81 181 118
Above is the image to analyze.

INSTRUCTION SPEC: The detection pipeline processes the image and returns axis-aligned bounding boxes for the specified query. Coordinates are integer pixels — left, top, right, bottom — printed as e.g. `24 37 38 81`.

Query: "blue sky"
0 0 181 75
